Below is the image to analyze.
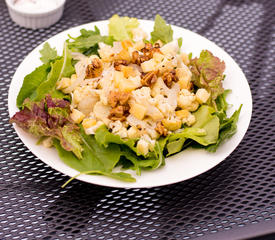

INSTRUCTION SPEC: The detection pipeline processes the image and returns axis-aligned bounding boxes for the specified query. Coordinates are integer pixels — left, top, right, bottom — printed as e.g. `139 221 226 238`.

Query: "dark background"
0 0 274 239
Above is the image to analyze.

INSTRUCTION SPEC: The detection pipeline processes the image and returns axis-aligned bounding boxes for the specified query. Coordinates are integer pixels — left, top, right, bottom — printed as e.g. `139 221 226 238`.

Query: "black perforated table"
0 0 274 239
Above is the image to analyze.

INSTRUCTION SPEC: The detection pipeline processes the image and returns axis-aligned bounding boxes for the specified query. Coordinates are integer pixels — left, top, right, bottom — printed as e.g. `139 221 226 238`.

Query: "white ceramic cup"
5 0 66 29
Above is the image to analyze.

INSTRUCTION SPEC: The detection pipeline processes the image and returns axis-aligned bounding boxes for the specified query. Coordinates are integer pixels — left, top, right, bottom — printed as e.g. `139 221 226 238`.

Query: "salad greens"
68 26 114 55
190 50 226 109
151 14 173 44
108 14 139 41
39 42 58 64
10 15 242 183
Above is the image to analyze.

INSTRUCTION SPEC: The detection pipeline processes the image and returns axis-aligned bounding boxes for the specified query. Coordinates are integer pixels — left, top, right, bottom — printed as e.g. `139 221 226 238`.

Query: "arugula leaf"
151 14 173 44
16 63 51 108
53 128 136 182
39 43 58 64
190 50 225 109
108 14 139 41
68 26 114 55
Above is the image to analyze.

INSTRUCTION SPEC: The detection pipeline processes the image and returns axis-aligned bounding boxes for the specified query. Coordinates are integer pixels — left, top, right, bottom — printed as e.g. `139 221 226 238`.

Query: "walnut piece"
108 91 131 121
141 71 158 87
86 58 103 78
114 59 129 71
132 51 149 65
141 43 161 59
109 105 130 121
155 122 168 136
108 90 130 108
162 70 179 88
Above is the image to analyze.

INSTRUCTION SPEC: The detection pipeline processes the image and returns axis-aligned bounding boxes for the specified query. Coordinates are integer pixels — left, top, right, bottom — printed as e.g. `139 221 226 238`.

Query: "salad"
10 15 242 183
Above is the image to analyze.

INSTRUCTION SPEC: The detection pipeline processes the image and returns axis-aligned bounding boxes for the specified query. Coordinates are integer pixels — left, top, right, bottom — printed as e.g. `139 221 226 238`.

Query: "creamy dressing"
13 0 60 12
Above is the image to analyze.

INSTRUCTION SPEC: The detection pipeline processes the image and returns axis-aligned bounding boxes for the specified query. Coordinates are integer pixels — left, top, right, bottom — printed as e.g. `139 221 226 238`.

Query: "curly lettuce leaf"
108 14 139 41
68 26 114 55
11 96 83 158
53 127 135 182
190 50 225 108
151 14 173 44
39 42 58 64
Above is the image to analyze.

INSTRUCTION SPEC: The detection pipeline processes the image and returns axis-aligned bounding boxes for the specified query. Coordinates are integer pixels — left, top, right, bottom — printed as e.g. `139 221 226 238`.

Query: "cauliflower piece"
132 27 148 42
177 89 199 111
98 43 115 62
114 71 141 92
196 88 210 104
186 114 196 126
137 139 149 156
70 109 85 124
109 121 128 138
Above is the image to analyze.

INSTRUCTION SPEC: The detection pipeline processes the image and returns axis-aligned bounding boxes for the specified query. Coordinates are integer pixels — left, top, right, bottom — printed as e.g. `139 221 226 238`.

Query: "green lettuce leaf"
16 63 51 108
166 105 220 156
206 100 242 153
68 26 114 55
108 14 139 41
53 127 136 182
39 43 58 64
151 14 173 44
190 50 225 108
31 43 74 102
95 125 137 152
11 96 83 158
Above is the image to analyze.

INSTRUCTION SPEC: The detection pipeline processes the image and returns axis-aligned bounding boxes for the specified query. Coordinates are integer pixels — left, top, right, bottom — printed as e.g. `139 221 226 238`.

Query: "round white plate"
8 20 252 188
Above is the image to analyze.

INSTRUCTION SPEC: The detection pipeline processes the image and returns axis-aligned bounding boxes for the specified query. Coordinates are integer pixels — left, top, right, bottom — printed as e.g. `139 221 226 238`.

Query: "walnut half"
86 58 103 78
141 71 158 87
162 70 179 88
109 105 130 121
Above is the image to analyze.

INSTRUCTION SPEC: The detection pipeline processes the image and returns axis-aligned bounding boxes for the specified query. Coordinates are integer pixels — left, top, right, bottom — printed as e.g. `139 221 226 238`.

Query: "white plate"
8 20 252 188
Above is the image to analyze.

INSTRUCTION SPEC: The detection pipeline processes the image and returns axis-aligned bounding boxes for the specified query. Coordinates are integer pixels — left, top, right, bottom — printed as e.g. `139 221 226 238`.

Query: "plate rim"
8 19 253 188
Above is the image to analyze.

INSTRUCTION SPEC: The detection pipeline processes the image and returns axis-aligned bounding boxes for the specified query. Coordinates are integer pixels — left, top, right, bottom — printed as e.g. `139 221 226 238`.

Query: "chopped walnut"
108 90 130 108
86 58 103 78
162 70 179 88
155 122 168 136
114 59 129 71
141 43 161 59
109 105 130 121
132 51 149 65
141 71 158 87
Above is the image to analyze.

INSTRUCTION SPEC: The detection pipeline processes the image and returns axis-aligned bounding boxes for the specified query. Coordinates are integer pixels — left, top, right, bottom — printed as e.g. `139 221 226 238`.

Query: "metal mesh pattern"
0 0 274 239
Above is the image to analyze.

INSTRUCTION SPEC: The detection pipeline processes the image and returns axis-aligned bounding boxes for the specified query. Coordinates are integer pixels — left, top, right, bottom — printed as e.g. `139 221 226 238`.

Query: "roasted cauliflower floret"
177 89 199 111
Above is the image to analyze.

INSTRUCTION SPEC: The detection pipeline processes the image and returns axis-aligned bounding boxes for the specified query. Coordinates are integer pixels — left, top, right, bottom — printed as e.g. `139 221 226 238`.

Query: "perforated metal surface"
0 0 274 239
